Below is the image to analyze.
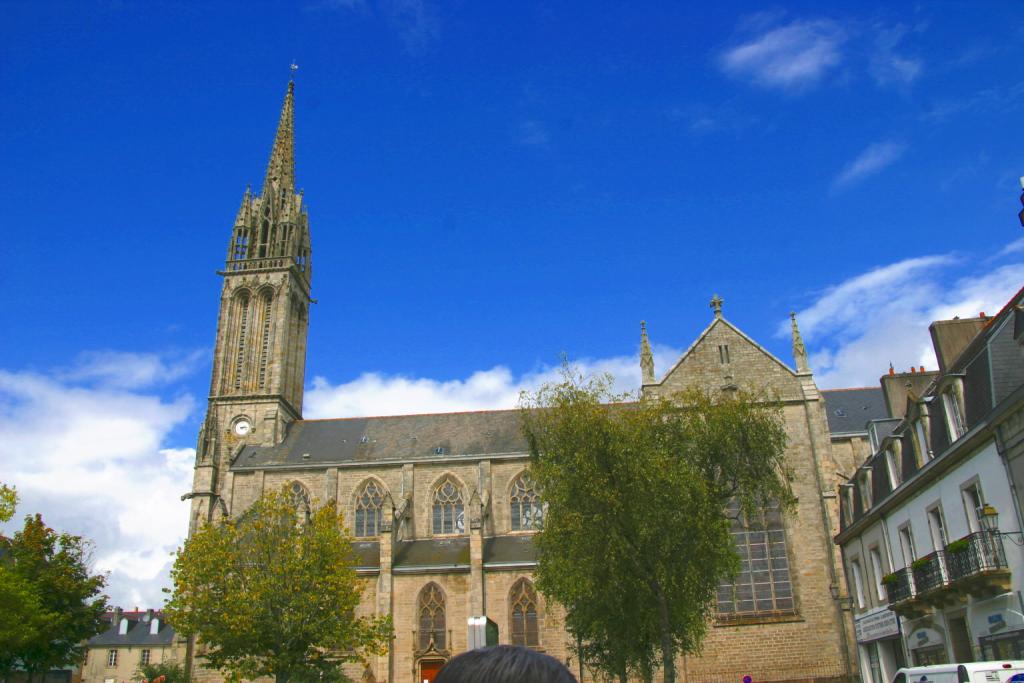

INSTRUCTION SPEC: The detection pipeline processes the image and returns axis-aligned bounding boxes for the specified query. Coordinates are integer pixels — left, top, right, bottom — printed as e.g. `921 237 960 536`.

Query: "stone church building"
185 81 879 683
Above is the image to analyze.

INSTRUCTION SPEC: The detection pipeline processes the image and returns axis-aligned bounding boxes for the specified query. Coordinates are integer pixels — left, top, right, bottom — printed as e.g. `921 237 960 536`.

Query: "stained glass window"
510 578 540 647
716 500 794 618
418 583 446 650
432 480 464 535
354 481 384 537
510 473 543 531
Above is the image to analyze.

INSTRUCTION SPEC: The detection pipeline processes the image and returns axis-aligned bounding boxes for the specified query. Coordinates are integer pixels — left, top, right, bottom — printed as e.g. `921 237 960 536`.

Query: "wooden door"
419 659 445 683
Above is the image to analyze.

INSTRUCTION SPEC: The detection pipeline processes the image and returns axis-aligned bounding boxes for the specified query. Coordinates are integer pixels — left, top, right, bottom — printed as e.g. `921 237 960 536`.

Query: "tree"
137 659 189 683
164 488 393 683
520 369 793 683
0 483 17 522
0 514 108 681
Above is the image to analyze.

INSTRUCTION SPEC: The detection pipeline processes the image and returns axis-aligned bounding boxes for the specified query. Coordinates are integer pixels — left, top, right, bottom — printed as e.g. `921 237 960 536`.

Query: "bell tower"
187 79 312 531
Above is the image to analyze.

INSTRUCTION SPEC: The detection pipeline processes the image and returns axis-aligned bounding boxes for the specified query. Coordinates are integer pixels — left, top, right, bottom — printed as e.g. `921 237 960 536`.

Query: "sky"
1 1 1023 609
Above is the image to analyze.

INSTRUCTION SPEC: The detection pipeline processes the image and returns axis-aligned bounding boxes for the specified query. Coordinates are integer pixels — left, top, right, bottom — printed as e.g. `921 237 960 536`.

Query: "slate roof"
88 610 175 647
234 409 528 469
358 536 538 572
821 387 887 435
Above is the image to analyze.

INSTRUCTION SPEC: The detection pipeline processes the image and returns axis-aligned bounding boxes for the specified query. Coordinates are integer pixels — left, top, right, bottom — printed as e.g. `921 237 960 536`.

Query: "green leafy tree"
0 483 17 522
520 369 793 683
0 514 108 681
165 488 393 683
136 659 189 683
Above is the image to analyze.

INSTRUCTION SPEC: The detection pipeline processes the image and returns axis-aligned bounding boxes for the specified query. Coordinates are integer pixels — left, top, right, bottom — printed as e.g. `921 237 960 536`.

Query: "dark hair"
434 645 577 683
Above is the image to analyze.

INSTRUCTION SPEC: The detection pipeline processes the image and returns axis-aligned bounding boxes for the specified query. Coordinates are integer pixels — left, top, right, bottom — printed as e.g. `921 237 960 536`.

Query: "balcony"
885 567 928 618
883 532 1012 618
945 531 1011 598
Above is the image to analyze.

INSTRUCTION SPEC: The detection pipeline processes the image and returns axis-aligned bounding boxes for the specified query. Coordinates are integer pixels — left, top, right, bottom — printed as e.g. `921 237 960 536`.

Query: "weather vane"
290 61 299 79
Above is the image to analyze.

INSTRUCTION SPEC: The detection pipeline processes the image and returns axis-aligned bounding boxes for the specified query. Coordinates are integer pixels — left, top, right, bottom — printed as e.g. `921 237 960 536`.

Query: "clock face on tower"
233 418 252 436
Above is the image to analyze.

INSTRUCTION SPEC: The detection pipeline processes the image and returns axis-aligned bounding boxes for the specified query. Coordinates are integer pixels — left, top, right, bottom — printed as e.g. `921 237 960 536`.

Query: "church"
185 80 883 683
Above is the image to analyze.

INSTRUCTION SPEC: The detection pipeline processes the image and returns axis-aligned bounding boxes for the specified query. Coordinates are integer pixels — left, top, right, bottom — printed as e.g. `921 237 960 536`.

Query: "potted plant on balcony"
946 538 970 554
911 557 931 571
882 572 899 586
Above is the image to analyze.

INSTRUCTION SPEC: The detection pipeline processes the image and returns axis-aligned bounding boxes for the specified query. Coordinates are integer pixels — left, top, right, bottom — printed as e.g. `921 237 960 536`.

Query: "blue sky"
2 1 1023 607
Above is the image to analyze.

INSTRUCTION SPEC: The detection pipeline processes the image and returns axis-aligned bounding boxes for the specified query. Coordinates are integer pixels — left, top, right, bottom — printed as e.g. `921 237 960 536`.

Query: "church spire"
640 320 655 385
790 312 810 373
262 80 295 195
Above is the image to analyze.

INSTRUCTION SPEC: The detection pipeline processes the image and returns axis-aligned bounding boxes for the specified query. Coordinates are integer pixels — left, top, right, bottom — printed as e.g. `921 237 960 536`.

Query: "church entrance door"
419 659 445 683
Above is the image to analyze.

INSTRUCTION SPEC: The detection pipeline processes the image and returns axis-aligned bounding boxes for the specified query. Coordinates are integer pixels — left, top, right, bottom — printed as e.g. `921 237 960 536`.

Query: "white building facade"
836 288 1024 683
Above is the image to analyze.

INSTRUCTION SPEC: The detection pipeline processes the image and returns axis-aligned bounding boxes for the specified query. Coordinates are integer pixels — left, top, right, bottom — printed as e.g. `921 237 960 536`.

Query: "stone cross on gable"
710 294 723 318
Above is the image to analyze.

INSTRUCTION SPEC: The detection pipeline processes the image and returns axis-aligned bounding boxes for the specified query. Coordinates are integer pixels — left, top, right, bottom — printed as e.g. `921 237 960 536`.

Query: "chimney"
112 607 123 630
910 367 916 374
888 364 895 376
929 316 988 371
919 366 925 372
980 312 986 318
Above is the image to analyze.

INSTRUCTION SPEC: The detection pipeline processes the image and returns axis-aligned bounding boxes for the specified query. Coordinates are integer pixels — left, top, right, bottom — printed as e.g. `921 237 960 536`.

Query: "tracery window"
509 578 540 647
289 481 312 523
510 472 543 531
418 583 446 650
256 291 274 390
432 479 464 535
354 481 384 537
233 292 251 390
716 500 794 619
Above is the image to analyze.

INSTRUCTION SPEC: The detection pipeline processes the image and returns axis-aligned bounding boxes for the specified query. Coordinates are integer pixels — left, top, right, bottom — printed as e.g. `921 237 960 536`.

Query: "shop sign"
855 607 900 642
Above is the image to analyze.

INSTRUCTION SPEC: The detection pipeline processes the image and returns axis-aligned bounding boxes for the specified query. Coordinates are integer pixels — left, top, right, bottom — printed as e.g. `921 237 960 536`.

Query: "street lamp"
980 504 1000 533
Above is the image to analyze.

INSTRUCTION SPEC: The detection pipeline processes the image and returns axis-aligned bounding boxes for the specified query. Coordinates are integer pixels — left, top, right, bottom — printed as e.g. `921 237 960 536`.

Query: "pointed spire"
640 321 655 385
262 80 295 195
790 311 810 373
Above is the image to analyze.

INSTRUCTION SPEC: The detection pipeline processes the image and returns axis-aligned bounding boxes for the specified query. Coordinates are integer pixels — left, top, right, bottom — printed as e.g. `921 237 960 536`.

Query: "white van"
892 660 1024 683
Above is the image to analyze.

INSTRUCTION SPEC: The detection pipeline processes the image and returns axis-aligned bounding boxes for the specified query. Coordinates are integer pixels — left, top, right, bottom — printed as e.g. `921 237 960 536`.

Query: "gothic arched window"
354 481 385 537
509 578 540 647
418 583 446 650
256 290 274 390
510 472 543 531
432 479 464 535
232 292 251 390
289 481 312 523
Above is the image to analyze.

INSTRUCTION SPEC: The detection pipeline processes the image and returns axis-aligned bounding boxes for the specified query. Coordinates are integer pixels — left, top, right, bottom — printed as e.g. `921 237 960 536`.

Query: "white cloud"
0 353 197 609
869 24 922 86
62 349 205 389
832 140 907 190
787 247 1024 388
720 19 845 91
305 345 681 419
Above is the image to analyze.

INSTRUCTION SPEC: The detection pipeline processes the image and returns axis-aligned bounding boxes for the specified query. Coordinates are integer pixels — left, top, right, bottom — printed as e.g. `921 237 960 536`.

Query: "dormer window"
841 485 855 526
885 447 902 489
118 618 128 635
914 419 932 463
858 470 873 511
942 390 966 441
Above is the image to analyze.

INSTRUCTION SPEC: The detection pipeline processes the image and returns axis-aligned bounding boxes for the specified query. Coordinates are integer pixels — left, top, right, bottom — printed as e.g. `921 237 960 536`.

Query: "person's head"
434 645 577 683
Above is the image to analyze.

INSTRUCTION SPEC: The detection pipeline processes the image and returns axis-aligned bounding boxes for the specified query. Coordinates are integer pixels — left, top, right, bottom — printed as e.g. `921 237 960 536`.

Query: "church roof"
233 408 530 469
820 387 886 435
351 536 538 574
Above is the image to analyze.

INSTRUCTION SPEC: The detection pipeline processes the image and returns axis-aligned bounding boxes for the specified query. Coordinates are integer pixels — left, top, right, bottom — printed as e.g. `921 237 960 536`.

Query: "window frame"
107 650 117 668
850 557 867 609
885 446 902 489
353 480 385 538
926 504 949 552
898 524 916 567
432 479 465 536
961 481 985 534
140 649 151 665
509 472 543 532
509 578 541 648
869 546 887 602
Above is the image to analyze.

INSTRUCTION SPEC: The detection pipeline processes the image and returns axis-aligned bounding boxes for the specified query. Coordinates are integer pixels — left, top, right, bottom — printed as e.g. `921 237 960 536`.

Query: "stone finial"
262 80 295 195
640 320 655 385
790 311 810 373
710 294 723 318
